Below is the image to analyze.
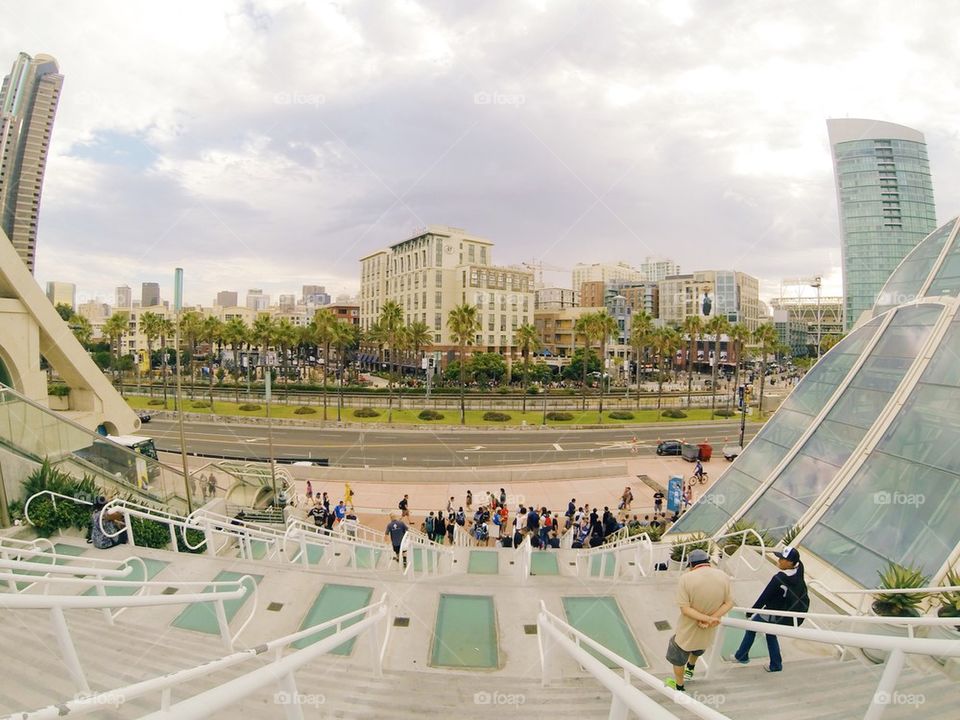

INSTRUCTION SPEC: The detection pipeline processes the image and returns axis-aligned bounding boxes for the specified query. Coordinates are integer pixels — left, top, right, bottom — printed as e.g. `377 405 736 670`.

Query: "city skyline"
5 2 960 307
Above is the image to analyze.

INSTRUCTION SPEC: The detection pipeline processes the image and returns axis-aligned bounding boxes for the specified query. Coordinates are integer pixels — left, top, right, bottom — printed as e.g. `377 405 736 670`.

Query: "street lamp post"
173 268 193 513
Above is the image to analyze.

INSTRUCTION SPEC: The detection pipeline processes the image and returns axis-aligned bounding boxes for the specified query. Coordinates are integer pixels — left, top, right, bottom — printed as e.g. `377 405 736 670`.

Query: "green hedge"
47 383 71 397
545 411 573 421
608 411 635 420
661 409 688 419
713 408 736 417
294 406 317 415
417 409 445 421
354 407 380 418
191 401 211 409
238 403 262 411
483 411 511 422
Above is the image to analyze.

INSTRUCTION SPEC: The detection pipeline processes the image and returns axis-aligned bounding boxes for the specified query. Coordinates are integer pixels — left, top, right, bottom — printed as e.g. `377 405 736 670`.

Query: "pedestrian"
399 494 410 520
447 496 455 514
664 549 734 692
334 500 347 525
344 483 354 510
425 511 436 541
446 511 456 543
207 473 217 498
465 490 473 512
305 479 313 503
654 490 664 514
499 487 507 506
730 547 808 672
384 513 408 566
434 509 447 544
455 506 466 527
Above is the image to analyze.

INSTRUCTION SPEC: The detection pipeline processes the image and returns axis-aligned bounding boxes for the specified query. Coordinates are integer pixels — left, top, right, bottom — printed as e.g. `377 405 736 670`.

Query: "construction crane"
520 259 571 289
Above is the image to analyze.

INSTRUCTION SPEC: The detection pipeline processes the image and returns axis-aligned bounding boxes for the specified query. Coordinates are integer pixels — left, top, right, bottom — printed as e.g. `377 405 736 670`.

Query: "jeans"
734 616 783 671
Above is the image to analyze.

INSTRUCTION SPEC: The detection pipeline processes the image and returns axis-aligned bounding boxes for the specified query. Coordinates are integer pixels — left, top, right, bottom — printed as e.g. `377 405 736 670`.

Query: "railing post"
169 522 179 553
300 533 310 568
94 574 114 625
205 519 217 558
864 647 905 720
124 511 137 549
214 599 233 653
50 605 90 694
608 695 629 720
277 671 305 720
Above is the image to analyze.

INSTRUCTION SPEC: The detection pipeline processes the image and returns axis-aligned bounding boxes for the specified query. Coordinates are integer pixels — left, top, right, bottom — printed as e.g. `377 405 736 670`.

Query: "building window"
436 271 442 287
434 313 442 330
468 244 475 262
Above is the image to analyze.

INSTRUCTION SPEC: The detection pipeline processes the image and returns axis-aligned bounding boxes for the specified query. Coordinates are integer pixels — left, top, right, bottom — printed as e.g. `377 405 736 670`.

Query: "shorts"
666 635 705 667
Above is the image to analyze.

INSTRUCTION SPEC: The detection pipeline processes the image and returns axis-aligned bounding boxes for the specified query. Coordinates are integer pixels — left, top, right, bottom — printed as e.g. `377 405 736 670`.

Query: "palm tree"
331 321 360 421
704 315 731 414
574 312 595 411
274 318 297 388
140 312 164 391
406 320 433 376
592 311 619 423
727 323 752 411
222 316 249 394
309 309 336 420
682 315 704 411
251 313 277 389
201 316 224 411
103 312 129 393
651 327 681 410
159 317 174 407
447 303 481 425
753 322 779 417
178 310 204 399
378 300 404 423
68 314 93 348
515 323 541 414
628 311 653 409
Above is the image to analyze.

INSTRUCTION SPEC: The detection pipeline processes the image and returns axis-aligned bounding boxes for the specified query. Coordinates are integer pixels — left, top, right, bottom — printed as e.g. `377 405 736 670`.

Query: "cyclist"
693 459 706 484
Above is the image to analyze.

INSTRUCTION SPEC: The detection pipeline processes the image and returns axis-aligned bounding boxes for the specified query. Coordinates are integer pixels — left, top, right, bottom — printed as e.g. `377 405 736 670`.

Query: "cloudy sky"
5 0 959 308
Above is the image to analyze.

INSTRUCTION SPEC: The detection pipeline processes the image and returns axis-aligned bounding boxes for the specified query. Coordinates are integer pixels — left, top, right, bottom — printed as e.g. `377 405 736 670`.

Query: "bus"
74 435 160 491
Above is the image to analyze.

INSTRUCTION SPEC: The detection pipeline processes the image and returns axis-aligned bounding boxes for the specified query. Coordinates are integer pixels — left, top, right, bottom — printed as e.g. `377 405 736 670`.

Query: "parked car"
722 444 743 461
656 440 683 456
137 411 151 423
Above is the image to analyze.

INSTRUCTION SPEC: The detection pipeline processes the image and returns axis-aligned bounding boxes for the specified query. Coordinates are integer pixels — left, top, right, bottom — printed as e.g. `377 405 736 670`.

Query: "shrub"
191 401 211 409
527 386 540 395
873 563 930 617
20 462 102 537
130 516 172 549
497 387 511 395
147 399 166 406
354 407 380 418
938 570 960 618
545 411 573 421
608 411 635 420
238 404 262 411
47 383 71 397
294 406 317 415
721 520 775 556
483 411 511 422
418 410 445 421
661 409 688 419
713 409 736 417
670 532 710 562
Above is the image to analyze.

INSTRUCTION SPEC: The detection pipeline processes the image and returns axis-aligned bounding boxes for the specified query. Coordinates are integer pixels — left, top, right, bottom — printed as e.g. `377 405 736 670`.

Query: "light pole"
173 268 193 513
810 276 822 359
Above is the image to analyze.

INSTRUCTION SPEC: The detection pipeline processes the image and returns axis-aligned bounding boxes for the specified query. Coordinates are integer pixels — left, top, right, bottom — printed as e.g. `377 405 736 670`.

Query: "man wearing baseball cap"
729 546 808 672
664 548 734 692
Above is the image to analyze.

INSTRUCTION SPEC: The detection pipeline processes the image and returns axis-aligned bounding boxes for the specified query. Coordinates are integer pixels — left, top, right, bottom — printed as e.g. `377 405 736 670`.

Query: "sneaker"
684 666 695 681
763 665 782 673
725 654 749 665
664 679 685 692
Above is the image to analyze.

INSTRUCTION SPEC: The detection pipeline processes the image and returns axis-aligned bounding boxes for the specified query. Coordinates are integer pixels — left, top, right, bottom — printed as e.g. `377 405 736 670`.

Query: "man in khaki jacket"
665 549 734 692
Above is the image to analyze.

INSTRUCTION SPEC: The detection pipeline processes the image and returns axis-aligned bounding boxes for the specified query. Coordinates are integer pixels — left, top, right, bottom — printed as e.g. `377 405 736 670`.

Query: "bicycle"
691 471 709 485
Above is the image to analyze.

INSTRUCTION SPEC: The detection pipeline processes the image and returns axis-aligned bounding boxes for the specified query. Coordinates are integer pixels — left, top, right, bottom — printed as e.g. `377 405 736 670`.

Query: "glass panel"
741 487 808 537
667 469 759 535
874 219 955 314
879 384 960 475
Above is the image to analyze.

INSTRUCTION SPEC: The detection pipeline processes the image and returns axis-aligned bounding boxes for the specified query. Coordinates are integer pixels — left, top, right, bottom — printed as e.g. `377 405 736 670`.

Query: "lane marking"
553 443 563 451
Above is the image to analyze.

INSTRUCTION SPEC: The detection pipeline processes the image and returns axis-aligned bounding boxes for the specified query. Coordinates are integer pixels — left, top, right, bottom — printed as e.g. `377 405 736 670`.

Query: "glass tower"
826 119 937 331
0 52 63 274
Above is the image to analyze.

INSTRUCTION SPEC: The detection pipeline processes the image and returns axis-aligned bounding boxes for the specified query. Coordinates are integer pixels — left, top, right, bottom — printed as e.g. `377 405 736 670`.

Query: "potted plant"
669 532 709 569
47 383 71 410
865 562 931 664
872 563 930 617
936 570 960 628
720 519 774 557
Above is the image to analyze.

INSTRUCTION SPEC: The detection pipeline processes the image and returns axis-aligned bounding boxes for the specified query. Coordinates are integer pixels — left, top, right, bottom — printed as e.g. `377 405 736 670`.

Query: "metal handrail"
661 528 767 575
13 596 391 720
808 578 960 615
538 601 729 720
399 526 454 579
182 507 285 560
22 489 95 527
0 573 255 696
517 533 533 581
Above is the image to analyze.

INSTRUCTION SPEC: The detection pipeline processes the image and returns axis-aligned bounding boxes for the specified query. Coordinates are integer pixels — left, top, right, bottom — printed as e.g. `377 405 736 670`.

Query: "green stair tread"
531 551 560 575
431 594 498 668
562 596 646 669
82 558 168 596
292 583 374 654
171 570 263 635
467 550 499 574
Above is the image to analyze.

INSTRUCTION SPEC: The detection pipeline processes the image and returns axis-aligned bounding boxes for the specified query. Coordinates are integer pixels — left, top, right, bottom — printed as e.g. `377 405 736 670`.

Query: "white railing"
0 572 257 696
399 527 454 579
577 531 655 578
559 524 576 549
22 489 95 529
334 517 383 545
538 601 730 720
715 607 960 720
12 594 391 720
808 579 960 616
517 533 533 582
453 522 475 547
658 528 767 578
183 507 285 561
283 518 393 572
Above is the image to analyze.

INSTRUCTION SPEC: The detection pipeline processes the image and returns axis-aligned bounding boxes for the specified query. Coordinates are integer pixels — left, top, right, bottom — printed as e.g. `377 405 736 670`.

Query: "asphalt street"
145 418 761 467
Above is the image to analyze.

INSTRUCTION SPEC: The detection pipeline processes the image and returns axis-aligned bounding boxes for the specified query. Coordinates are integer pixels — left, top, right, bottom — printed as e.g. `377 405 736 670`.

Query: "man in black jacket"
730 546 808 672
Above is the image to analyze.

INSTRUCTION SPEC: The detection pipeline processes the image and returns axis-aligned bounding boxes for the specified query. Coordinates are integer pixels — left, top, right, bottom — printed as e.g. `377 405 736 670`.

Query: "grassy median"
126 395 751 427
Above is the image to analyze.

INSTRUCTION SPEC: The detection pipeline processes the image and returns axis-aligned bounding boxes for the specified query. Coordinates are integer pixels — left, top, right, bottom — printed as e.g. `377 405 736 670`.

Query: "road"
146 418 762 467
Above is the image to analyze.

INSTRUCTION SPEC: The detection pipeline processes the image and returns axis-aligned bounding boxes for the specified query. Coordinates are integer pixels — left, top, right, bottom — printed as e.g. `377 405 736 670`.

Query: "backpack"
426 516 435 534
476 524 488 540
493 512 501 526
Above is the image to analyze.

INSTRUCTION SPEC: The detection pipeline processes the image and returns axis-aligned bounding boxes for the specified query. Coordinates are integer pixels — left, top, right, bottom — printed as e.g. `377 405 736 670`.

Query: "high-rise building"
246 289 269 311
658 270 760 331
302 285 330 306
639 257 680 282
215 290 238 307
534 287 579 310
141 282 160 307
827 119 937 331
571 262 643 295
44 281 75 311
115 285 131 308
278 294 297 311
0 52 63 273
359 225 534 355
